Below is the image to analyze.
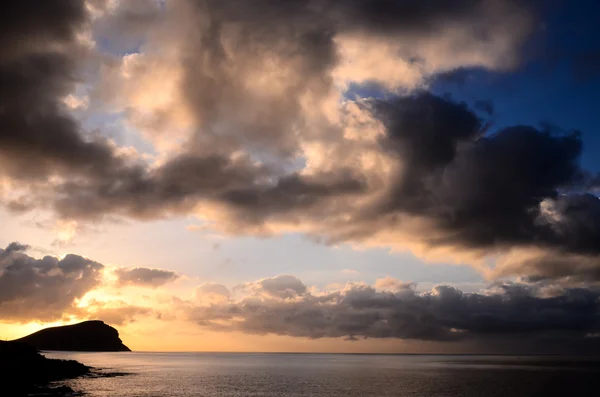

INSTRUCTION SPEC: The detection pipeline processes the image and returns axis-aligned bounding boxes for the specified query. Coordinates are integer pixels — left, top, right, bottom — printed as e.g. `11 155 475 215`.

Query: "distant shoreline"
94 351 600 357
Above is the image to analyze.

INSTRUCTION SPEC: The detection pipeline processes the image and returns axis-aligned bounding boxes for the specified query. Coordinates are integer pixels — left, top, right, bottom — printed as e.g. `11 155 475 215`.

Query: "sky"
1 0 600 354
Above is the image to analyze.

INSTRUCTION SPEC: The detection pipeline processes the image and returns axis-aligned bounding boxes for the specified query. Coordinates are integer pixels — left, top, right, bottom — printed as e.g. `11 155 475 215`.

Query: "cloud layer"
189 275 600 347
2 242 599 352
115 267 179 288
0 242 103 322
0 2 599 294
0 242 168 324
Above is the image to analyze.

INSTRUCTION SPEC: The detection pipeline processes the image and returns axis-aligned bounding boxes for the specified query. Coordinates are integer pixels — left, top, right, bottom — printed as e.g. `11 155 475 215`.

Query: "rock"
14 320 131 352
0 340 90 396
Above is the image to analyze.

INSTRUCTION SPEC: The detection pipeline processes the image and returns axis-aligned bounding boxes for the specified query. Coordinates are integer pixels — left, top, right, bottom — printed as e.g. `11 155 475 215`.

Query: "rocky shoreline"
0 341 91 396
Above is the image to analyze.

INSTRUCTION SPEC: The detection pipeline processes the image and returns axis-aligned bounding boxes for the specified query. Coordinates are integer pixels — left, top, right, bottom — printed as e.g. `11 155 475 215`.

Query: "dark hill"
14 320 131 352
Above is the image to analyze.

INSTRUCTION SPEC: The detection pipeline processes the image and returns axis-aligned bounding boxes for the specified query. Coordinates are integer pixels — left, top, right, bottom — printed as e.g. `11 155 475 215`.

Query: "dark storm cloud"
327 0 510 34
189 278 600 342
47 153 365 222
0 2 224 196
0 0 146 188
0 0 91 179
49 154 260 219
199 0 529 37
0 242 104 322
115 267 179 288
220 172 367 222
351 93 600 261
0 0 87 62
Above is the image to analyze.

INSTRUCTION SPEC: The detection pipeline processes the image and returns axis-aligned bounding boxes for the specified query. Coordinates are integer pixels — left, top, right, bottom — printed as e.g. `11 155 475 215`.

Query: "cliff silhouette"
14 320 131 352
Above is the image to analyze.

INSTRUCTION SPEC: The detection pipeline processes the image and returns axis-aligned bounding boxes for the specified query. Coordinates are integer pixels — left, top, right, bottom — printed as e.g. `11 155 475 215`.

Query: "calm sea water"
44 352 600 397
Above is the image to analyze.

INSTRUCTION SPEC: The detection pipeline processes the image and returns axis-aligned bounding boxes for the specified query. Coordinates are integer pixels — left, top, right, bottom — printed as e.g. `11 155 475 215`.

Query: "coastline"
0 341 90 396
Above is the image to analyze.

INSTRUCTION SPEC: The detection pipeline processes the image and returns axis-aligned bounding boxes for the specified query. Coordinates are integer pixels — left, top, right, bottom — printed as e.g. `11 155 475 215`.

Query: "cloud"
0 0 535 216
0 242 165 324
0 1 115 184
358 94 594 256
236 275 308 300
314 93 600 280
374 276 414 292
171 0 532 158
1 238 598 351
75 299 154 326
0 242 104 322
4 1 600 285
115 267 179 288
195 283 231 303
188 276 600 346
2 242 29 255
0 1 87 62
491 248 600 285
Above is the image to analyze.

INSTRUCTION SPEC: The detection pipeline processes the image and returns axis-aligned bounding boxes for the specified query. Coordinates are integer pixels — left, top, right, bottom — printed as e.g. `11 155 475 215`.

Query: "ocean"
44 352 600 396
